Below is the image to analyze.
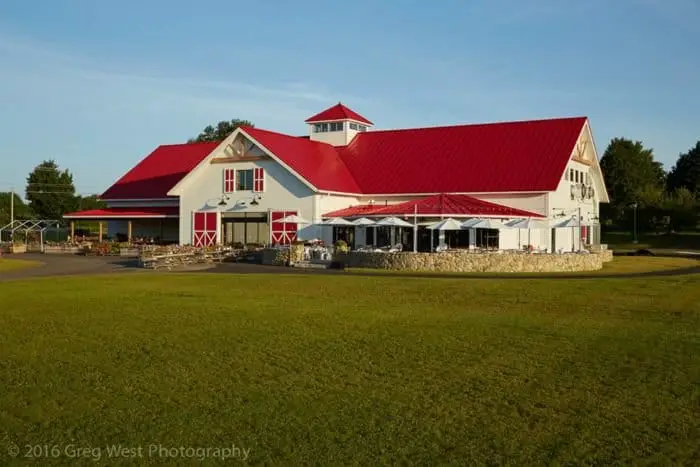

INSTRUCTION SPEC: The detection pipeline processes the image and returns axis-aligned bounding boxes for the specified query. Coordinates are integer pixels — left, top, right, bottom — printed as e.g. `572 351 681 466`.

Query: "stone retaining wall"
261 246 305 266
338 250 613 273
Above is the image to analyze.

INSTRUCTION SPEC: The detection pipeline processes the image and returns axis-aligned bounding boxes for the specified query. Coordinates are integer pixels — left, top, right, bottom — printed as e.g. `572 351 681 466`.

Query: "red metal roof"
242 126 363 193
324 193 544 218
99 113 587 200
305 103 373 125
337 117 587 194
101 142 219 200
63 207 179 219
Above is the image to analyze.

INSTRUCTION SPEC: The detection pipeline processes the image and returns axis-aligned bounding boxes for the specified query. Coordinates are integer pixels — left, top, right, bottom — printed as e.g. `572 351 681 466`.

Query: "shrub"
334 240 348 253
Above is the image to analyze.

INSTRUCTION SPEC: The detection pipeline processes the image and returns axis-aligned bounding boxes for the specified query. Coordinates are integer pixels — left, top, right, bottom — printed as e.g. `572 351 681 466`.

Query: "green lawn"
1 273 699 464
603 231 700 251
0 258 42 272
349 256 700 277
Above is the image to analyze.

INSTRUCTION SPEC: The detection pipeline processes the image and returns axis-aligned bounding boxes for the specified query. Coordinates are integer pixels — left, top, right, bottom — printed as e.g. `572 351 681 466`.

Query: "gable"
101 142 218 200
210 133 270 164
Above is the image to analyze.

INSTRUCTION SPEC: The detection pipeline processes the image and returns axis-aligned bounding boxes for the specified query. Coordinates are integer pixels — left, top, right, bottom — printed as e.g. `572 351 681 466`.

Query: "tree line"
600 138 700 232
2 119 698 234
0 160 105 226
0 119 252 227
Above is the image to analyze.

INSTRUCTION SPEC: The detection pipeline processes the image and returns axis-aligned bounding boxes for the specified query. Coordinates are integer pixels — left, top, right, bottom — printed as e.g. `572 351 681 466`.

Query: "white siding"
178 158 315 245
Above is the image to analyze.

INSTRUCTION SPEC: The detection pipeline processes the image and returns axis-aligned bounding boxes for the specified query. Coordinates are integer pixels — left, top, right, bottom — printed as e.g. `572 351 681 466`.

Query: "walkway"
1 253 699 282
0 254 141 282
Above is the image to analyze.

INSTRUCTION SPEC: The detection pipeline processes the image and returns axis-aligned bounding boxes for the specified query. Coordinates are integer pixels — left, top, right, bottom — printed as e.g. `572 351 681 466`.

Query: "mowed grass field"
1 272 699 464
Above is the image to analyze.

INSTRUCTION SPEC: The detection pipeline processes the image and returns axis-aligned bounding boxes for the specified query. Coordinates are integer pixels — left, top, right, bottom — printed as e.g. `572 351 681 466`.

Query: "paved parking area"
0 254 142 282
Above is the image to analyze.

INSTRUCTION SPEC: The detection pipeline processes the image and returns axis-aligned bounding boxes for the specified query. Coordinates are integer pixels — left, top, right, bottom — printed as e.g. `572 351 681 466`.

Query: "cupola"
305 102 373 146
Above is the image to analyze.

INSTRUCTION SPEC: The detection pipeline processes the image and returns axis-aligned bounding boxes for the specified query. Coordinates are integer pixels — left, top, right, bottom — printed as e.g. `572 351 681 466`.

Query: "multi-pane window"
314 123 329 133
236 169 254 191
329 122 344 131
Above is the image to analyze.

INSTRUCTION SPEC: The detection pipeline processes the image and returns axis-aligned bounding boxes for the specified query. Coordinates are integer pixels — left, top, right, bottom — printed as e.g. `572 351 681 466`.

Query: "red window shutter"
254 167 265 192
223 168 235 193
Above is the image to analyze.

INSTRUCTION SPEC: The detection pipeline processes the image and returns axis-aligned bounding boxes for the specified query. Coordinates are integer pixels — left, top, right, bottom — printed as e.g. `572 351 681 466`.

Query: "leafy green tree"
599 138 666 221
188 119 254 143
666 141 700 196
663 187 697 231
25 160 78 220
0 192 32 226
75 194 106 211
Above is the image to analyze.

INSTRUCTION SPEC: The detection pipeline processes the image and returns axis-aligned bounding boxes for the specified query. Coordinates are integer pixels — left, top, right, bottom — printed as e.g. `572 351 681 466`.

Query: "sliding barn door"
192 211 219 247
270 211 297 245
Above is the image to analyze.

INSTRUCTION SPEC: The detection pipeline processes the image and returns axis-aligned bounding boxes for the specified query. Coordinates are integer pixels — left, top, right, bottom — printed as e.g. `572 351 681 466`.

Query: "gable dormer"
305 102 373 146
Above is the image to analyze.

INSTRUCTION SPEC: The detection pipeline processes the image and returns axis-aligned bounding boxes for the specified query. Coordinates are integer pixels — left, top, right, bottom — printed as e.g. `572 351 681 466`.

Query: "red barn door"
270 211 297 245
192 211 219 247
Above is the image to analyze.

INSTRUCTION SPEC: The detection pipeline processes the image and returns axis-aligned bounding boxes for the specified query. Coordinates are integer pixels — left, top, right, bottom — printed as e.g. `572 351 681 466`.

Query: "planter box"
43 246 81 255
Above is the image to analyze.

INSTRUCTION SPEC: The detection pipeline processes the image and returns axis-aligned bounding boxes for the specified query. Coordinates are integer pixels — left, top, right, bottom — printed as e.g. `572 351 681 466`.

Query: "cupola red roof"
305 103 373 125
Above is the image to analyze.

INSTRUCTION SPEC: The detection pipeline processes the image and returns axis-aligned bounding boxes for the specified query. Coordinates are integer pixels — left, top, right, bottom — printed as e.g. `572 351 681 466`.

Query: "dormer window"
329 122 344 131
314 123 329 133
349 122 368 132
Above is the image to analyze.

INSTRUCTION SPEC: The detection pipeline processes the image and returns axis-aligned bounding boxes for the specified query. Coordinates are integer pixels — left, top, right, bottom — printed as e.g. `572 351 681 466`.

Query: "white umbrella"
278 214 310 224
507 218 548 229
552 216 580 251
322 217 354 225
375 217 413 227
375 217 413 249
507 218 548 249
461 218 486 228
426 218 463 231
467 219 509 229
351 217 376 226
552 217 579 228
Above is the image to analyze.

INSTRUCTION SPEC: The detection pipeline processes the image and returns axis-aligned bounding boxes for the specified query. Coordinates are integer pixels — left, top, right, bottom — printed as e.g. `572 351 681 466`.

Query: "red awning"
324 193 544 219
63 207 179 219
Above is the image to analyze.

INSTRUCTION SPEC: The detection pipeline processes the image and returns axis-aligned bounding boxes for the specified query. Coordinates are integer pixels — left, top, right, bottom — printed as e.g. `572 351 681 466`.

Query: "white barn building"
65 103 609 252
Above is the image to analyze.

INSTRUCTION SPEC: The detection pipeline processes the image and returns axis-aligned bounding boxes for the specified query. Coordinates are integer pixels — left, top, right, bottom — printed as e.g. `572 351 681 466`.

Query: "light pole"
631 202 638 244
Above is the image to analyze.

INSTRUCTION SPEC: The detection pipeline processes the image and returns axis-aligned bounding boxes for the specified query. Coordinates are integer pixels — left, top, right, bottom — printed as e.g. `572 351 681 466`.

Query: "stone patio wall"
338 250 613 273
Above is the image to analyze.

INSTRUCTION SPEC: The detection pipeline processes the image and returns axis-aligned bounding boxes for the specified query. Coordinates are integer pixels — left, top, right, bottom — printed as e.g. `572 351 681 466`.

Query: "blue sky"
0 0 698 195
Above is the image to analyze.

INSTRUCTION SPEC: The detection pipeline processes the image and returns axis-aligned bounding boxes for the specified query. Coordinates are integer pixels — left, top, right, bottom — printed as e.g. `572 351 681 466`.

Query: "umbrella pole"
413 205 418 252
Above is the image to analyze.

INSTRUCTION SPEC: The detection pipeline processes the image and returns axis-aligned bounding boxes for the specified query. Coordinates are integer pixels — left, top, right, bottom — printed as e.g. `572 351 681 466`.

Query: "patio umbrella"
350 217 377 249
278 214 310 224
277 214 311 248
460 218 486 228
426 218 463 252
375 217 413 227
506 218 549 249
552 216 580 251
466 218 509 229
322 217 354 225
375 217 413 249
426 218 463 231
351 217 376 226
